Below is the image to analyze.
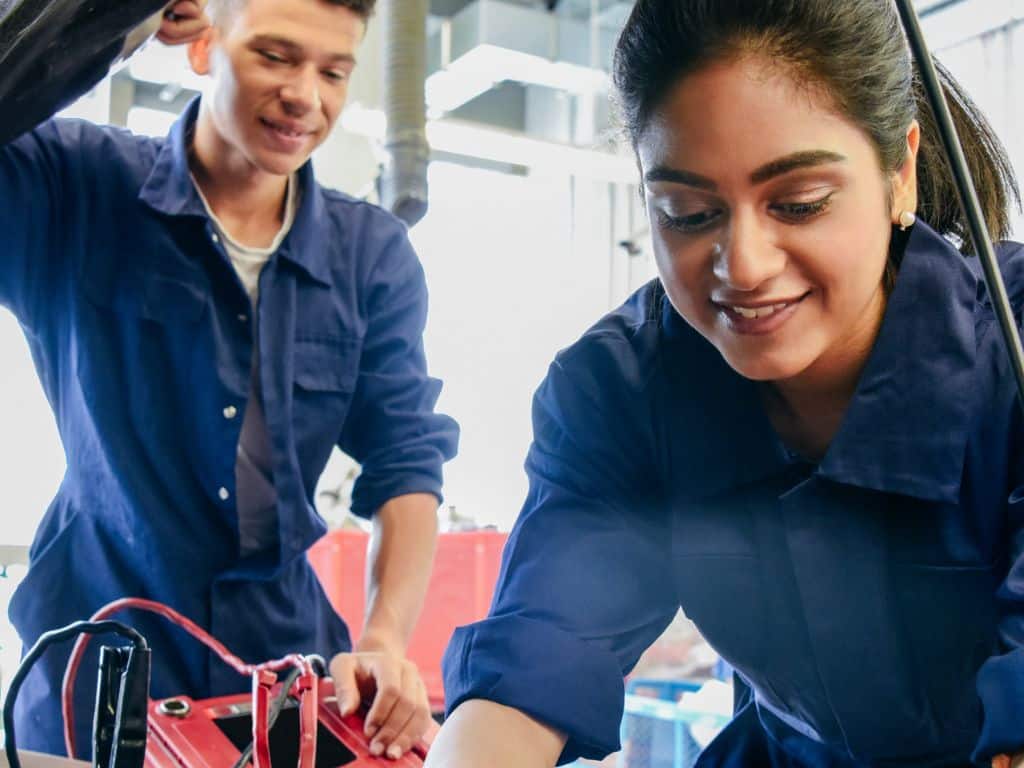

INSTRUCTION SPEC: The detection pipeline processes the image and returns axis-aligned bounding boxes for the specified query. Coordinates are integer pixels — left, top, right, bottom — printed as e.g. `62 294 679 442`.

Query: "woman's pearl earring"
898 211 917 231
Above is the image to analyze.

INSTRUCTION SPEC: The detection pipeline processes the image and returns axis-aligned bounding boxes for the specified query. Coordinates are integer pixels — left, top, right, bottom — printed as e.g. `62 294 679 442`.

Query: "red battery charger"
51 599 433 768
144 678 431 768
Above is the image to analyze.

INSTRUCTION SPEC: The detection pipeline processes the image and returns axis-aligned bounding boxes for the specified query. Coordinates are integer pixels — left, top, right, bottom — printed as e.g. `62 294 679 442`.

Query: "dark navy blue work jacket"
1 100 459 752
444 223 1024 766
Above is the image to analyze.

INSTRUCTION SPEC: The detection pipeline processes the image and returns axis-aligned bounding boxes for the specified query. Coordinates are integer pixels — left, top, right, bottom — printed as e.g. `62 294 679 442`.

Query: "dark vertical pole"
894 0 1024 413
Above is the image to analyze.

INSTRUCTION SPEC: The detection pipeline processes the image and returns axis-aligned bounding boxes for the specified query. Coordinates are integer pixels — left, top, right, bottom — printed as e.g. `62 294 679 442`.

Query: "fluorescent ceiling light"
426 43 609 113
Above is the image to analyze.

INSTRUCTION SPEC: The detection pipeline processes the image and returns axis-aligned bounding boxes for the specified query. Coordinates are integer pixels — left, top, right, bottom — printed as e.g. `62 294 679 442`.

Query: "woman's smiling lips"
711 292 812 335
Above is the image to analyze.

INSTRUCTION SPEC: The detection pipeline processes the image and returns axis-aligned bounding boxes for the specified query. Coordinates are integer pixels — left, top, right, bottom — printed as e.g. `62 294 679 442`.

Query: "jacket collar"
138 97 333 286
661 222 978 505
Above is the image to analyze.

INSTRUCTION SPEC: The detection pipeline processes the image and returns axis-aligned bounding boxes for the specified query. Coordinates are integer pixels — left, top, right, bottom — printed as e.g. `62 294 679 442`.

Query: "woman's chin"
720 350 811 384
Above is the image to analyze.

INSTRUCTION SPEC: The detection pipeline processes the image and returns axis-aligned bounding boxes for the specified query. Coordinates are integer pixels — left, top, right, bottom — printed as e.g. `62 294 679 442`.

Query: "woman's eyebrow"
643 166 717 190
644 150 847 190
748 150 847 184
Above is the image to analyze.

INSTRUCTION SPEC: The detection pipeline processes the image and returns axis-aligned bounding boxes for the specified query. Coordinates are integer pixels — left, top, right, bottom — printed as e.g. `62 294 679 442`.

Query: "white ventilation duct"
425 0 628 114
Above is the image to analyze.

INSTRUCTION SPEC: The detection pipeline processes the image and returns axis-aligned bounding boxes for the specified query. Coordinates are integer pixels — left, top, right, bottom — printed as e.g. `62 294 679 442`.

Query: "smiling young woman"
426 1 1024 768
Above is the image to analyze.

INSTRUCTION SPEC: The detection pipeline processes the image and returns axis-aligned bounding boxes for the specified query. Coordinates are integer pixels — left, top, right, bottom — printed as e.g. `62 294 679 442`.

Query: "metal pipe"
895 0 1024 415
379 0 430 226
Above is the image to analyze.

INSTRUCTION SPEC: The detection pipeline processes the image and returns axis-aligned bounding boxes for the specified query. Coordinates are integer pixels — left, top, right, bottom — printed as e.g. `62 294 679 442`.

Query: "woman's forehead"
636 57 868 181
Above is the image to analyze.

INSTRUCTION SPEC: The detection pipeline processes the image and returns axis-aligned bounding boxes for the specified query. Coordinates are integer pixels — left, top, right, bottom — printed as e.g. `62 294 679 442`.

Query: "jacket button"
218 487 230 501
223 405 238 420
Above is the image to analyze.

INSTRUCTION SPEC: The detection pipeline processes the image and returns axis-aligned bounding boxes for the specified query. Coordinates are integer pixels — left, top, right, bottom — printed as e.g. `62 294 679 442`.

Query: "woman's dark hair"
612 0 1020 252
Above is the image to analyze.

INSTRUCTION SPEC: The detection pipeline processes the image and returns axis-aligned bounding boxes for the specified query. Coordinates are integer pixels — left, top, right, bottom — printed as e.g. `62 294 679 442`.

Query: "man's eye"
323 70 347 82
656 208 722 234
259 50 288 64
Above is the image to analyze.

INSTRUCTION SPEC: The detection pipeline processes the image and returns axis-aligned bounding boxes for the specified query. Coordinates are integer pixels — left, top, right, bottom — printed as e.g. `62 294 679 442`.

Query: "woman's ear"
187 28 216 76
891 120 922 222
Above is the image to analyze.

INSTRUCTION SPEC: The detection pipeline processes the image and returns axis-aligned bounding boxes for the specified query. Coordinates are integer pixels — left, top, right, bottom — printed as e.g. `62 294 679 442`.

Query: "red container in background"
307 530 508 712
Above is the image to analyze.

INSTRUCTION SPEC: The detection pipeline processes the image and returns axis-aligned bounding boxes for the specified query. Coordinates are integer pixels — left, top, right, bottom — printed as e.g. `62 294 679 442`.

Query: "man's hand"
157 0 210 45
330 644 432 760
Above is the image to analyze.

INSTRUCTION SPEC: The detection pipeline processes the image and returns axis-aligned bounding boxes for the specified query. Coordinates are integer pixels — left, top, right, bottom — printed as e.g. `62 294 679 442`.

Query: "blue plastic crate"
618 680 730 768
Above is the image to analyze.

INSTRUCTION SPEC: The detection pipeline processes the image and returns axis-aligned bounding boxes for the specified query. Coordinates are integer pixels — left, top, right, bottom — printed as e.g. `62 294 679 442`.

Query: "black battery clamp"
93 644 152 768
2 620 150 768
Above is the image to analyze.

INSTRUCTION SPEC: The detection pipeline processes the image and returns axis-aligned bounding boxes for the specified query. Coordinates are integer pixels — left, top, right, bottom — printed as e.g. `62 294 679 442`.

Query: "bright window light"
340 103 634 183
127 42 207 92
127 107 178 138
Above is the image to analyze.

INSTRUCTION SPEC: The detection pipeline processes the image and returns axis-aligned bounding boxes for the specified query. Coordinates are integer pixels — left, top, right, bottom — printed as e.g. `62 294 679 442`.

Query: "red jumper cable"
60 597 318 768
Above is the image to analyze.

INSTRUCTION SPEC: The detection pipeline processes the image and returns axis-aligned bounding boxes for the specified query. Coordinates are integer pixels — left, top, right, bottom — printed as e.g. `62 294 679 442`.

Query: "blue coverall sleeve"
0 121 74 331
340 223 459 518
973 247 1024 764
973 483 1024 762
442 337 679 764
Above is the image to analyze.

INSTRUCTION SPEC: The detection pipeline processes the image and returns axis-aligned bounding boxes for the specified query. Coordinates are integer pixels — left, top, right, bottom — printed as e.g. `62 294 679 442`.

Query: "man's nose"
280 64 321 115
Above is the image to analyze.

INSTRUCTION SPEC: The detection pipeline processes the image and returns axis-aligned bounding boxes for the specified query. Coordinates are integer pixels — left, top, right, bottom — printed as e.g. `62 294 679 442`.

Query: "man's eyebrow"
250 34 356 65
250 34 303 53
749 150 847 185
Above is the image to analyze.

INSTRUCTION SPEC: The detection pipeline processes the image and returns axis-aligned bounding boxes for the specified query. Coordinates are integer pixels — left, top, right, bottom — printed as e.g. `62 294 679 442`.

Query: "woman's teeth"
730 302 789 319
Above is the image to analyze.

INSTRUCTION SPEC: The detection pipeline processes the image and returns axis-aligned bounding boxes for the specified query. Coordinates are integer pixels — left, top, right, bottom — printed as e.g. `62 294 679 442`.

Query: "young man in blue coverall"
1 0 459 759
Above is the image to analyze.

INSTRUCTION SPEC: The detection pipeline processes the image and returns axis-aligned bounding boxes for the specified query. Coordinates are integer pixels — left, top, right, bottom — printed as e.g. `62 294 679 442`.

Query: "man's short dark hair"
209 0 376 26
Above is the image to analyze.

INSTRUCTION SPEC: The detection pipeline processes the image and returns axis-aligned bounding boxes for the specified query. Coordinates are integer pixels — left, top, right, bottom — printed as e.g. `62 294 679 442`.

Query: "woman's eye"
772 193 834 222
656 208 723 234
259 50 288 64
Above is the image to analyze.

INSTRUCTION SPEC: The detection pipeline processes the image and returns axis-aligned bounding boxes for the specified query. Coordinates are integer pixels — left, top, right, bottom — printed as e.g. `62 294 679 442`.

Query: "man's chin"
254 152 308 177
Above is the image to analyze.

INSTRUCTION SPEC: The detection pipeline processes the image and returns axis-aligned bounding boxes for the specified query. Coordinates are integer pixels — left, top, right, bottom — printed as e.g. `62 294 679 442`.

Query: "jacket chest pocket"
291 336 362 475
77 269 209 437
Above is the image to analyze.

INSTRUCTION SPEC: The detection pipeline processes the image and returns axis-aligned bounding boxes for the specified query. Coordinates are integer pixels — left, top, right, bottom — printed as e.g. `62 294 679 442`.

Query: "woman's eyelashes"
770 192 836 223
655 192 836 234
656 207 723 233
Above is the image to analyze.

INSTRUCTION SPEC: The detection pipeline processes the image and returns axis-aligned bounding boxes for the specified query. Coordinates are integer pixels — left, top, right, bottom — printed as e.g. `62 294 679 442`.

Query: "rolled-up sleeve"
339 223 459 518
443 338 678 764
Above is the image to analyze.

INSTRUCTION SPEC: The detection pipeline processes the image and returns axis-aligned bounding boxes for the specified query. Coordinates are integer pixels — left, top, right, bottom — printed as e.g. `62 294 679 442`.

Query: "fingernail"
387 745 402 760
370 742 384 756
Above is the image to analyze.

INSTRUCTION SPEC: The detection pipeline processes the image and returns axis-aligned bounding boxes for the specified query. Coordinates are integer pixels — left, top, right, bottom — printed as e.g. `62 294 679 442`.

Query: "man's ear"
187 28 216 76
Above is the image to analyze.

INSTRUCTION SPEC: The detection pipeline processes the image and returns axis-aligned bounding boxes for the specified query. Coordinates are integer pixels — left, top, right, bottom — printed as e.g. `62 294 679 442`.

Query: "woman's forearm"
425 699 567 768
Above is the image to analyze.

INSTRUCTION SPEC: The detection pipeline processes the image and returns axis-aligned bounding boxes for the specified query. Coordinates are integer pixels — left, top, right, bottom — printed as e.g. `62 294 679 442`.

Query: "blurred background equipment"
0 0 166 143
